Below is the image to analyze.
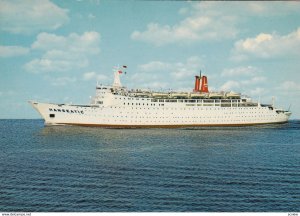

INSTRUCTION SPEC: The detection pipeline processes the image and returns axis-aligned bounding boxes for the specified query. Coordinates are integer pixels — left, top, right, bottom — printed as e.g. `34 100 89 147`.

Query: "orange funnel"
200 76 209 93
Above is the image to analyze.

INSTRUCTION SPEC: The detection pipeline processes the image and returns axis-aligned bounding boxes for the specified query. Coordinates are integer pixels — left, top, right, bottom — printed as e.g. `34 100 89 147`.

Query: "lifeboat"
135 92 151 97
152 92 169 98
169 92 189 99
209 92 224 99
190 92 208 99
226 91 241 99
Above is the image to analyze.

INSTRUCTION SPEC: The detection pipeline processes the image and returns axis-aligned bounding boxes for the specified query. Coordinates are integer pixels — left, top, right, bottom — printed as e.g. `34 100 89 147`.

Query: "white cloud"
278 81 300 92
171 56 204 79
219 66 266 93
88 13 96 19
250 87 266 97
131 2 241 46
138 61 171 72
251 76 266 83
131 56 204 89
0 0 69 34
83 72 97 80
25 58 86 73
192 1 300 17
220 80 240 91
220 78 267 94
24 31 101 73
31 32 100 54
221 66 259 77
178 7 189 15
131 13 238 46
248 2 300 16
83 72 108 81
241 76 266 85
131 2 300 46
138 56 203 79
231 28 300 61
0 46 29 57
50 77 76 86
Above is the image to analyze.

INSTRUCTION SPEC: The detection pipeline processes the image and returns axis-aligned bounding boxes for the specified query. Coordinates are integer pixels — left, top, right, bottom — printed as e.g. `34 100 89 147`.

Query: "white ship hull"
29 100 291 128
29 67 291 127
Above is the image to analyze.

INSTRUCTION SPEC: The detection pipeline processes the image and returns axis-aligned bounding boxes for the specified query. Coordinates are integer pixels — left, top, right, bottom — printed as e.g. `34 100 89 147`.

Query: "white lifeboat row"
127 91 241 99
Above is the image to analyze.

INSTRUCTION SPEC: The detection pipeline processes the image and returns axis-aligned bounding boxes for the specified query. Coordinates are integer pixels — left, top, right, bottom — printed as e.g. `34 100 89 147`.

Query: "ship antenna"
198 69 202 93
288 104 292 111
272 96 275 107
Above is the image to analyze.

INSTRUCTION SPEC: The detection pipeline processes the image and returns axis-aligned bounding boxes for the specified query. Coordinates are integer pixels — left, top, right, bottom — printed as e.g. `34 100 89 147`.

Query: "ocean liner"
29 66 291 127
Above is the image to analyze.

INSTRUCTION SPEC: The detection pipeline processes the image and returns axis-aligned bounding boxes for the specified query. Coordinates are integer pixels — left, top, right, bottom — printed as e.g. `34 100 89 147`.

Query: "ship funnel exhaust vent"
194 76 200 92
200 76 209 93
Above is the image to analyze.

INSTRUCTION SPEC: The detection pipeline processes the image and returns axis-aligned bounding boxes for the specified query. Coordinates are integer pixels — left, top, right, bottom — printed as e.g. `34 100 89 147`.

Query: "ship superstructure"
29 66 291 127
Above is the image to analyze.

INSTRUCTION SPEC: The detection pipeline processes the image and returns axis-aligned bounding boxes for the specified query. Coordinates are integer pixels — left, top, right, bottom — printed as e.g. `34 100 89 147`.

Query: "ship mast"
112 66 122 88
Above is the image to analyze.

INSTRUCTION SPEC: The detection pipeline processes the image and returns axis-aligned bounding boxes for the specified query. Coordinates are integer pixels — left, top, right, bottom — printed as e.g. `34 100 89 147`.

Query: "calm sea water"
0 119 299 212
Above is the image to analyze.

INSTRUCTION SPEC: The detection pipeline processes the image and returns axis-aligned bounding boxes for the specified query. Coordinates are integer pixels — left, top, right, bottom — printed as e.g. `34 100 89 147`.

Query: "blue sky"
0 0 300 119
